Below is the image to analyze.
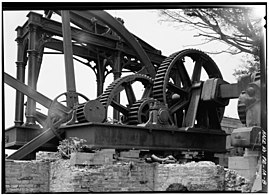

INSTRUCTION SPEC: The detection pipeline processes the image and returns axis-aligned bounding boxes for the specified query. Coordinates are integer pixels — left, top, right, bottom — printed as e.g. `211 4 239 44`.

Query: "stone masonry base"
5 158 227 193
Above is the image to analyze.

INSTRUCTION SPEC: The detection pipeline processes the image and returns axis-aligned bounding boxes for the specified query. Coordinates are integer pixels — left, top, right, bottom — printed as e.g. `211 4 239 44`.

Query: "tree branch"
159 8 261 56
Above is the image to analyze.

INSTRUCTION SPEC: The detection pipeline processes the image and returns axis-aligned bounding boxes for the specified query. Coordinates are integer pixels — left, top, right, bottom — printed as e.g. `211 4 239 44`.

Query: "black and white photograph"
2 2 267 193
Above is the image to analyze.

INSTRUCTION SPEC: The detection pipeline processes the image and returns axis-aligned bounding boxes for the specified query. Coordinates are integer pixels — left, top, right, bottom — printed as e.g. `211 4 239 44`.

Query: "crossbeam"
39 13 165 64
4 73 69 112
72 10 156 77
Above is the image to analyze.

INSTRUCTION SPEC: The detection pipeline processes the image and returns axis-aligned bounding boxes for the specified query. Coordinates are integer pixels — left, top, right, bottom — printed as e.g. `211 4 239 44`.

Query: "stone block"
98 149 115 154
120 150 140 158
228 156 258 169
228 156 258 181
36 151 59 160
70 151 114 166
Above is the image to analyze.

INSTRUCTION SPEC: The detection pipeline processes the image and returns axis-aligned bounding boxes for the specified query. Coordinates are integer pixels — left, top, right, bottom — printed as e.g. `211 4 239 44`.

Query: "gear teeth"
76 103 88 123
125 98 158 125
152 48 221 105
237 103 246 124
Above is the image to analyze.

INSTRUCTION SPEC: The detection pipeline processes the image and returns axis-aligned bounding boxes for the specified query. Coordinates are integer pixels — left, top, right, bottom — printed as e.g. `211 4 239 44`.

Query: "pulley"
76 100 106 123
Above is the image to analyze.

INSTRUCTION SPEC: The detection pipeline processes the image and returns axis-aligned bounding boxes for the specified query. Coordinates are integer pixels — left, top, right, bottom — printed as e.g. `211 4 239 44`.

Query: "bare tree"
159 7 263 68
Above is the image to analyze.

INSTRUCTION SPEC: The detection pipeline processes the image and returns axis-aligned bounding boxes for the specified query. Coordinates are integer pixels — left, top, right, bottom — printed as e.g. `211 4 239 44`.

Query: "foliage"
233 54 260 78
57 137 87 159
158 7 264 77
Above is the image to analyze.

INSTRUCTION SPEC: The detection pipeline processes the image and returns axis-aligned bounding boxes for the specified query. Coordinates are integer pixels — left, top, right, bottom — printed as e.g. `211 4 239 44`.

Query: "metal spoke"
176 60 191 87
110 100 129 115
124 82 136 105
184 85 202 127
141 85 152 99
167 82 188 97
170 100 189 114
192 59 203 82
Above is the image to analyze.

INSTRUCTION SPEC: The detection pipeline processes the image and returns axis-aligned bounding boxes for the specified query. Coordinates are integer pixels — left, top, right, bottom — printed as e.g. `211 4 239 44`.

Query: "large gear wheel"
99 74 153 121
152 49 224 128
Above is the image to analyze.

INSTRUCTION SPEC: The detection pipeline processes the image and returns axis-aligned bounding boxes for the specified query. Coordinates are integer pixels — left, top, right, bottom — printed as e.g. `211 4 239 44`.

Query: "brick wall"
50 160 224 192
5 160 50 193
155 161 225 191
49 160 78 192
50 160 155 192
5 158 226 192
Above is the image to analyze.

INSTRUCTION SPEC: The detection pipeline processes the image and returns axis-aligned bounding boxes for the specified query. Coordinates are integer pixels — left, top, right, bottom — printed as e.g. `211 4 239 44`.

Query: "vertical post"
96 76 104 97
61 10 78 108
113 50 122 120
96 51 104 97
25 24 39 125
15 64 26 126
14 27 26 126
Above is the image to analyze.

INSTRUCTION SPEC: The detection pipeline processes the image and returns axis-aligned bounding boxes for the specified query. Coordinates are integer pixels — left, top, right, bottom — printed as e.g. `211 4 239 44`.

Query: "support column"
96 77 104 97
25 24 39 125
113 50 122 120
14 27 27 126
61 10 78 108
96 55 104 97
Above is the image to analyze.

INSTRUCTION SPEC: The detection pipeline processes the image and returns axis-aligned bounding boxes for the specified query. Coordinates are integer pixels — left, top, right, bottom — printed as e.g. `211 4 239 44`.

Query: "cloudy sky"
3 6 266 128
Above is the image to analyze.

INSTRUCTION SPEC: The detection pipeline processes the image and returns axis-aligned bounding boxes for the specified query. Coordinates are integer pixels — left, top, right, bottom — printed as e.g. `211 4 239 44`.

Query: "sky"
3 6 266 129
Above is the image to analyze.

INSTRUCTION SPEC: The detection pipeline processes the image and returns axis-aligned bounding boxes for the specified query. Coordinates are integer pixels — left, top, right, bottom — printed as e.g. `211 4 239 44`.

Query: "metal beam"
4 73 69 112
61 10 78 108
61 10 76 93
18 12 165 64
44 38 96 59
219 75 252 99
72 10 156 77
6 126 63 160
64 123 227 153
219 83 239 99
40 16 165 64
5 126 58 150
